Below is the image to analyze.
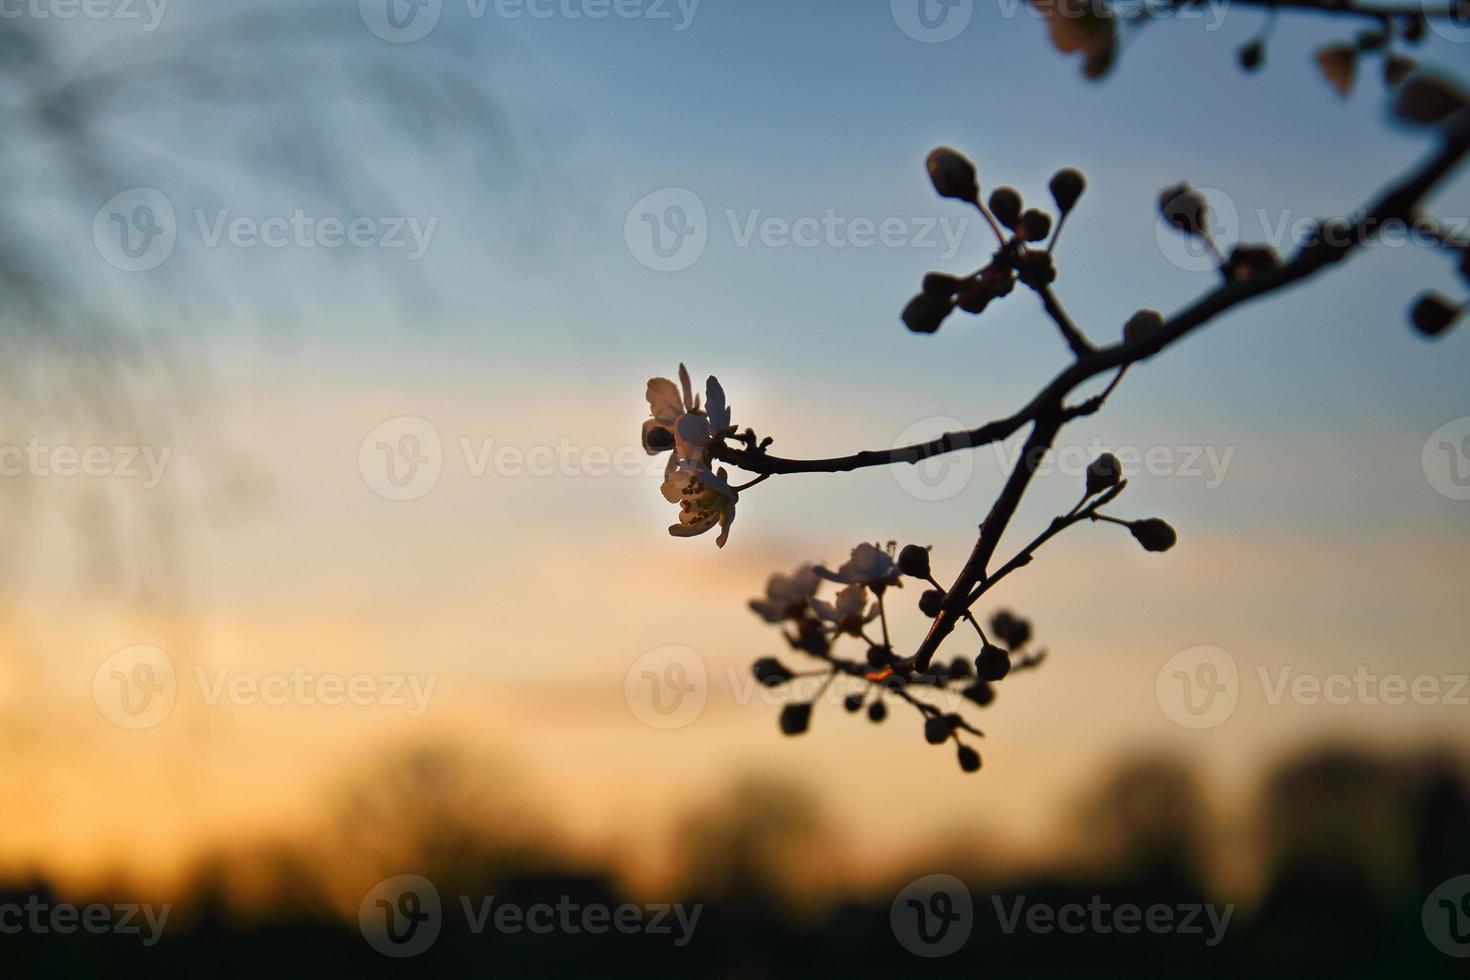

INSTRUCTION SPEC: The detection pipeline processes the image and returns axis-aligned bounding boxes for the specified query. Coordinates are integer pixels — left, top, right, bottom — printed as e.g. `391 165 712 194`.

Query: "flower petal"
706 376 730 430
642 418 676 455
678 363 694 414
646 377 683 422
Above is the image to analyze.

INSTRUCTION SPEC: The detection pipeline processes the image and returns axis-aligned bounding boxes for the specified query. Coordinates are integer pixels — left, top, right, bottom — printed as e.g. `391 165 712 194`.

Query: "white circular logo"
1423 417 1470 501
890 417 975 502
1155 186 1238 274
360 875 442 958
1156 645 1238 729
359 416 443 501
94 188 176 272
891 0 974 43
93 645 177 730
624 644 707 729
891 874 973 957
624 188 707 272
359 0 442 42
1424 0 1470 44
1424 874 1470 957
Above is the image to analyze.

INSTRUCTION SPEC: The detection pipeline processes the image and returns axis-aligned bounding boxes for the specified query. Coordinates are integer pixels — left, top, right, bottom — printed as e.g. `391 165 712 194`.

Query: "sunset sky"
3 0 1468 905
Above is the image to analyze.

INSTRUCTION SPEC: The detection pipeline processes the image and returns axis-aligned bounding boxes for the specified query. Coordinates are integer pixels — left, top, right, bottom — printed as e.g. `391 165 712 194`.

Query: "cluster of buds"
901 147 1085 335
744 458 1176 773
1304 14 1430 97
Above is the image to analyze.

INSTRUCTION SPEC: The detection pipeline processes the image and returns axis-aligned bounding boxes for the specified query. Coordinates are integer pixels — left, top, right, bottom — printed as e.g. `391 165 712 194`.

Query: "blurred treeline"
2 741 1466 978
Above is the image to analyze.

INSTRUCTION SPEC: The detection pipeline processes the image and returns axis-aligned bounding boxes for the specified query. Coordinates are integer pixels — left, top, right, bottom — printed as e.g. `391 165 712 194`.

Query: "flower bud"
780 702 811 735
962 680 996 707
898 544 932 578
1086 453 1122 496
843 693 864 713
1124 309 1164 343
1159 184 1209 238
1224 244 1280 283
922 272 964 296
1048 168 1086 213
1384 55 1417 88
919 589 945 618
867 645 891 668
1403 14 1425 43
989 187 1022 230
1394 74 1468 126
753 657 794 686
976 644 1012 681
1238 39 1263 72
1019 209 1052 243
1410 292 1461 338
957 744 982 773
1130 518 1178 553
926 147 979 203
902 293 954 334
948 655 974 680
867 700 887 723
924 714 956 745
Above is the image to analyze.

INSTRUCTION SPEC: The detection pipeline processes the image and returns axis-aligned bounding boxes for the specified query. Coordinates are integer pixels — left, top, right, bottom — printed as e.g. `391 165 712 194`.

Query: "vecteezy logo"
624 188 708 272
891 0 974 43
359 416 443 501
93 189 176 272
93 645 178 730
1156 645 1238 729
360 875 442 958
1423 0 1470 44
891 874 973 957
624 645 707 729
1423 874 1470 958
1422 417 1470 501
359 0 442 42
890 417 974 502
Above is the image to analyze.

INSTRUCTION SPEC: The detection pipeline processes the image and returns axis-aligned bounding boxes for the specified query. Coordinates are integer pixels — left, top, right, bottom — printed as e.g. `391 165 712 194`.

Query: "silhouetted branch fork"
717 119 1470 490
908 118 1470 671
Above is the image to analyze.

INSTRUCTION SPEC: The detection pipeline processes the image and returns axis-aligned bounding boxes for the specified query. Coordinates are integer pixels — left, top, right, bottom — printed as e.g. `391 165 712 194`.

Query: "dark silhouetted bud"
922 272 964 296
788 617 830 658
1048 168 1086 213
844 693 864 713
646 426 675 451
867 700 887 723
903 292 954 334
976 644 1012 681
1394 73 1470 126
1238 39 1263 72
957 744 982 772
898 544 931 578
927 147 979 203
1224 244 1280 282
1083 44 1114 81
924 714 955 745
1000 616 1031 650
867 645 891 668
1315 43 1357 98
1087 453 1122 495
1131 518 1178 552
1402 14 1425 44
990 610 1016 639
1159 184 1209 238
989 187 1022 230
1410 292 1461 338
1356 28 1387 51
1124 309 1164 343
780 702 811 735
919 589 945 617
1016 251 1056 288
1019 209 1052 243
948 655 974 680
753 657 794 686
962 680 996 707
1384 55 1418 88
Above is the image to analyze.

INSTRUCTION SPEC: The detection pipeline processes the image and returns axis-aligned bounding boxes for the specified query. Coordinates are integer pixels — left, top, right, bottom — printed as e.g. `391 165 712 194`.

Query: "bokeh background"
1 0 1468 975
